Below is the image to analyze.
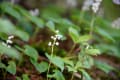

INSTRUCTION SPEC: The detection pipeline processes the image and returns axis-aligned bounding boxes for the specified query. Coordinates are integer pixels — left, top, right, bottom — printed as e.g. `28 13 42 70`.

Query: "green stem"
47 39 56 80
70 72 74 80
68 43 76 55
89 17 95 36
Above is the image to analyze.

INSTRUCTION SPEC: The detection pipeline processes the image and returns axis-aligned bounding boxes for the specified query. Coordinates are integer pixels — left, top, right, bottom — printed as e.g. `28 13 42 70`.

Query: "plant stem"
47 39 56 80
68 43 76 55
70 72 74 80
89 17 95 36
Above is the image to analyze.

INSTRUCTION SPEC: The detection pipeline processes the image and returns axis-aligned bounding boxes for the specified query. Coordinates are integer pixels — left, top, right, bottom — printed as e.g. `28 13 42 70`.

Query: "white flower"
29 8 39 16
92 2 100 13
55 42 59 46
2 35 14 48
8 35 14 39
82 0 94 11
7 45 11 48
91 0 102 13
113 0 120 5
55 30 59 33
95 0 102 2
48 42 52 46
55 34 63 40
6 40 13 44
51 36 54 39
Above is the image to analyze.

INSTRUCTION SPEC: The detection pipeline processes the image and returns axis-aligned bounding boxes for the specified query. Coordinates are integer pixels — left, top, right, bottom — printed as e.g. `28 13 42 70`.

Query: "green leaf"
85 49 100 56
96 27 115 42
6 61 16 75
46 21 55 31
0 43 22 60
0 62 6 69
69 27 79 43
1 3 21 20
66 66 77 72
95 60 115 74
48 70 65 80
29 16 44 28
15 5 44 28
15 29 29 41
78 54 94 69
30 59 48 73
24 45 38 61
0 19 29 41
22 74 30 80
80 69 92 80
78 35 91 43
16 77 21 80
46 53 64 71
0 19 16 34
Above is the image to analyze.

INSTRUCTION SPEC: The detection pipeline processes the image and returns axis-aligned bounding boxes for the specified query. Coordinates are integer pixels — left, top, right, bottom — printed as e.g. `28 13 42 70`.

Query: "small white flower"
113 0 120 5
55 30 59 33
55 34 63 40
55 42 59 46
48 42 52 46
7 45 11 48
29 8 39 16
95 0 102 2
8 35 14 39
51 36 54 39
6 40 13 44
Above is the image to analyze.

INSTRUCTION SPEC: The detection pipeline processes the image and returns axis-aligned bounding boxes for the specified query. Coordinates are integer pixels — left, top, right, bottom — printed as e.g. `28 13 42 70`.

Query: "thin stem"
89 17 95 36
70 72 74 80
68 43 76 55
47 39 56 80
0 54 2 62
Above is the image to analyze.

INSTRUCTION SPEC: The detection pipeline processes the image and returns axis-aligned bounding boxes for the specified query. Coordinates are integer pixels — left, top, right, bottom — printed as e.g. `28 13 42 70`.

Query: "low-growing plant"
0 1 120 80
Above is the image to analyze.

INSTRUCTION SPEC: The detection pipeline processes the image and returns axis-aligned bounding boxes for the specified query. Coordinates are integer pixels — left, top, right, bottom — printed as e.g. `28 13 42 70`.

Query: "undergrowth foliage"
0 1 120 80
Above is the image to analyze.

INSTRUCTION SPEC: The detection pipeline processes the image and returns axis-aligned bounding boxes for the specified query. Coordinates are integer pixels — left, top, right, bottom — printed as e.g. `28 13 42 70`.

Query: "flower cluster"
111 18 120 29
113 0 120 5
29 8 39 16
92 0 102 13
82 0 94 11
48 30 63 46
2 35 14 48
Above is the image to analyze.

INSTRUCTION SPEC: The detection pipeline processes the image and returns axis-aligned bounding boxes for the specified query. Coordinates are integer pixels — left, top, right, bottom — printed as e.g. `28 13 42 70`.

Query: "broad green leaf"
69 27 79 43
0 43 22 60
66 66 77 72
78 54 94 69
85 49 100 56
0 19 29 41
0 62 6 68
30 59 48 73
29 16 44 28
24 45 38 61
22 74 30 80
1 3 21 20
15 29 29 41
79 69 92 80
63 58 74 67
0 19 16 34
16 77 21 80
78 35 91 43
96 27 115 42
96 44 120 58
95 60 115 74
15 5 44 28
46 53 64 71
6 61 16 75
46 21 55 31
48 70 65 80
